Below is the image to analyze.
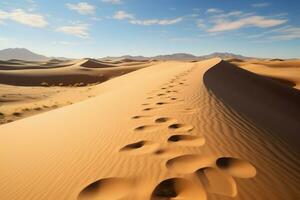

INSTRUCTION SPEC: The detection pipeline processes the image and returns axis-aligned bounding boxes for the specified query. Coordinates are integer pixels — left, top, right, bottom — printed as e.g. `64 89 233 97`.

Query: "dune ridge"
203 60 300 152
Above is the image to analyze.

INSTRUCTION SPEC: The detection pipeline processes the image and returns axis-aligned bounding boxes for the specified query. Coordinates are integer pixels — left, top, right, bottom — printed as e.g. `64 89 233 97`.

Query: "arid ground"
0 57 299 200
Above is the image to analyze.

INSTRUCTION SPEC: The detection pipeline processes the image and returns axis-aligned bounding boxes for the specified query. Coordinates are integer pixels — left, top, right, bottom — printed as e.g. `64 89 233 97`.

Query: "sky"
0 0 299 58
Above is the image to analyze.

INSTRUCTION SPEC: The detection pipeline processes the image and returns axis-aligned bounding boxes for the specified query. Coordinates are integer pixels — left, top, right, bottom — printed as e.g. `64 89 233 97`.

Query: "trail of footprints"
78 68 257 200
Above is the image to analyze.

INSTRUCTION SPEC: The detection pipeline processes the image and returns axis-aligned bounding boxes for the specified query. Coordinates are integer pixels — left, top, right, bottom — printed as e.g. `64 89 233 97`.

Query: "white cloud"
113 10 182 26
208 16 287 32
56 24 89 38
130 17 182 26
91 17 102 21
113 10 134 20
211 11 244 19
102 0 122 4
206 8 223 14
197 19 206 29
25 0 38 12
272 27 300 40
252 3 271 8
0 9 47 27
66 2 95 15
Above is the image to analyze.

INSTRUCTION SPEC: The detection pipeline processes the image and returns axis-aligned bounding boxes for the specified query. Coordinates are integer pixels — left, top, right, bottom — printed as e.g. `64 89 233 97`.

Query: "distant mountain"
101 52 253 61
152 53 199 61
101 55 149 61
0 48 49 61
0 48 254 61
198 52 252 60
0 48 71 61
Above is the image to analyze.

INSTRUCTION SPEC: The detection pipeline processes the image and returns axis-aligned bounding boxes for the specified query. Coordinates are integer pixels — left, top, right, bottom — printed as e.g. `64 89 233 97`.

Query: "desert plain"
0 56 299 200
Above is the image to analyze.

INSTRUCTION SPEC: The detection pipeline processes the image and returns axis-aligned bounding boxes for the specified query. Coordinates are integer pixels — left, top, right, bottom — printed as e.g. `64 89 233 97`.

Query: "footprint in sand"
153 148 181 158
154 117 174 124
134 125 159 132
216 157 257 178
168 123 194 132
131 115 152 119
196 167 237 197
168 135 205 147
155 102 168 106
151 178 206 200
119 140 159 155
165 154 256 198
78 178 132 200
166 154 214 174
166 154 256 177
143 107 156 111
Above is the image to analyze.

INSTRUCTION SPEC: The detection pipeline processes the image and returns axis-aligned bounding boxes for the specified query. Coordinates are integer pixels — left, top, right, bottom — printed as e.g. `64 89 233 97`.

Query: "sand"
204 60 300 151
228 59 300 90
0 59 158 124
0 58 299 200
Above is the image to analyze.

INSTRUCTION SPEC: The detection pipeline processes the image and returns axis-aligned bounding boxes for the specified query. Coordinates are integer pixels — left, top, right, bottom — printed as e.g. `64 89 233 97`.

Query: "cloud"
102 0 122 4
211 11 244 19
206 8 223 14
113 10 182 26
56 24 89 38
66 2 95 15
130 17 182 26
0 9 47 27
197 19 206 29
25 0 38 12
272 27 300 40
208 16 287 32
251 3 271 8
113 10 134 20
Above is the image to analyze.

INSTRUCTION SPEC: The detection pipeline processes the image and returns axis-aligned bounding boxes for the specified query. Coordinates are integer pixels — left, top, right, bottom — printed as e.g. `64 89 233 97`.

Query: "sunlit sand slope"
0 59 156 86
0 59 158 124
229 59 300 90
0 59 299 200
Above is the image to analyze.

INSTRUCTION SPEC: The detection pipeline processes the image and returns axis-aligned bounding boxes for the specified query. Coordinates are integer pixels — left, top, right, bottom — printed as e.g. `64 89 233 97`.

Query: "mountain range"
0 48 253 61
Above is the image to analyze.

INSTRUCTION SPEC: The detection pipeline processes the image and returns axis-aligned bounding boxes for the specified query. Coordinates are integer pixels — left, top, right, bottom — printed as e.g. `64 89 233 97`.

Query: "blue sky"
0 0 299 58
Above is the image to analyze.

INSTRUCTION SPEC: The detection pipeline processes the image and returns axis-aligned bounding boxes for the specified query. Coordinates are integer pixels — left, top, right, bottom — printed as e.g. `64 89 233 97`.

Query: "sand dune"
0 58 156 86
0 59 159 124
0 58 299 199
229 59 300 90
204 60 300 152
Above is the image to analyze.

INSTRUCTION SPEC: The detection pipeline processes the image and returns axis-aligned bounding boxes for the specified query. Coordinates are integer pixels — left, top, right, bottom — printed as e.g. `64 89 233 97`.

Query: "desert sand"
0 58 159 124
0 58 299 200
228 58 300 90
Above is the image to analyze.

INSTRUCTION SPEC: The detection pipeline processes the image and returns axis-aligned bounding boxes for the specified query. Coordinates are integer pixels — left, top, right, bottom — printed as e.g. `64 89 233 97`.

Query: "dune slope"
0 59 299 200
0 59 155 86
203 60 300 152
